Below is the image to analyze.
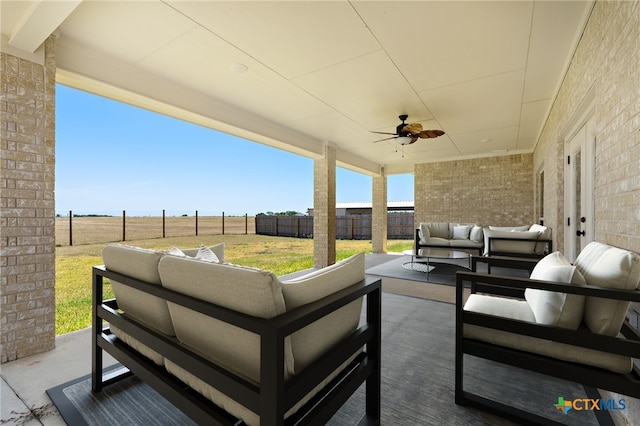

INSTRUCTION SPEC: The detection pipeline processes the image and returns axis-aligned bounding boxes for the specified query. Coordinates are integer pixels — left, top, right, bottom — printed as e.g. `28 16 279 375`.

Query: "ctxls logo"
554 397 626 414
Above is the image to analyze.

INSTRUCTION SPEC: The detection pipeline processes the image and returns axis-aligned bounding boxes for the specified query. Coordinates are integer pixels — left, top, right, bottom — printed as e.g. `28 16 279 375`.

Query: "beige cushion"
158 255 293 383
102 244 173 366
464 294 536 323
418 223 431 244
489 225 531 232
280 252 365 373
102 244 174 336
483 229 540 255
525 252 586 329
574 242 640 335
529 224 551 254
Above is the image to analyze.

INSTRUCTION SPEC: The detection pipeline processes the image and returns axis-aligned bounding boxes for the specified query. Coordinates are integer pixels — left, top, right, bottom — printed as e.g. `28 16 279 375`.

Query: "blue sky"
55 85 414 216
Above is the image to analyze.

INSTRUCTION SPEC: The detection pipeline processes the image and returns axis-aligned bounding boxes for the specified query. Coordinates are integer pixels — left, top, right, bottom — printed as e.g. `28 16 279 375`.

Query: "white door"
565 116 595 262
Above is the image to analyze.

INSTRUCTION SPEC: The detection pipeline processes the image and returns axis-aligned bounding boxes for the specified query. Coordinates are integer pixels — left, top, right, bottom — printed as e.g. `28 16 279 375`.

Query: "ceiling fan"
372 114 445 145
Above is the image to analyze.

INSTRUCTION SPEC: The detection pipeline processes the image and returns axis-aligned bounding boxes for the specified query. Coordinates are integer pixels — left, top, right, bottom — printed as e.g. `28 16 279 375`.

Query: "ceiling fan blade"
402 123 423 134
418 130 445 139
373 136 398 143
371 131 398 136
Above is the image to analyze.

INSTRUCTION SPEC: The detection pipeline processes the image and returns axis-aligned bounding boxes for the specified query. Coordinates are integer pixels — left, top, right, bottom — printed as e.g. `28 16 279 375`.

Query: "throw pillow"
196 245 220 263
168 247 187 257
574 242 640 336
453 225 471 240
524 252 586 329
469 225 483 242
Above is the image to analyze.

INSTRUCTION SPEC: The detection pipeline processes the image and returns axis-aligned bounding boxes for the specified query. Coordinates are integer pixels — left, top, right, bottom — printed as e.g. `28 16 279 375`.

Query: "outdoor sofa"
415 222 552 258
456 241 640 424
92 243 381 426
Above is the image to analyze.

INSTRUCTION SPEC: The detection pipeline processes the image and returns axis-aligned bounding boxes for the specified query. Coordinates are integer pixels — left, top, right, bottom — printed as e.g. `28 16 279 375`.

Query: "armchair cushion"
574 241 640 335
464 294 535 322
524 252 586 329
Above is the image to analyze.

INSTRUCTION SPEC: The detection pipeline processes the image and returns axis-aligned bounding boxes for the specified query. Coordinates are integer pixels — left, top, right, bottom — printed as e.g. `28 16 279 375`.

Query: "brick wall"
414 154 534 227
536 2 640 423
0 37 56 362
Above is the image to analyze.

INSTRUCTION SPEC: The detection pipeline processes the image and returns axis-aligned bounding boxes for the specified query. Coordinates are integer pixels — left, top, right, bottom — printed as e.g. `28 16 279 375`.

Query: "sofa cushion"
574 242 640 336
158 256 294 384
489 225 531 232
418 223 431 244
529 224 551 254
424 222 450 239
524 252 586 329
280 252 365 374
483 229 540 256
102 244 174 336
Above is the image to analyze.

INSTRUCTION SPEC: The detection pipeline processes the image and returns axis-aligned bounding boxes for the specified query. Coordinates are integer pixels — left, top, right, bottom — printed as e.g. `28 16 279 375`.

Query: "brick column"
0 36 57 362
313 144 336 268
372 167 387 253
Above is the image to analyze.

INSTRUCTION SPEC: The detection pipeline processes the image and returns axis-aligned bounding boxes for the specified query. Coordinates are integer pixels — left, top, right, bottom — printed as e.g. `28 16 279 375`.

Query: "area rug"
47 294 604 426
365 254 476 285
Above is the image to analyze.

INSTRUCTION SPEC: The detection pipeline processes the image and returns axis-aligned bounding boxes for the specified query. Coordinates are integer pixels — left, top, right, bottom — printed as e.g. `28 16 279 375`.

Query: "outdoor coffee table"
402 248 472 279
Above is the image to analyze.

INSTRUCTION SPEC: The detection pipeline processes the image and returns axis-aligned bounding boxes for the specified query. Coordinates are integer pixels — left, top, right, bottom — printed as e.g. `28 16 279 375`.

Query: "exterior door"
565 116 595 262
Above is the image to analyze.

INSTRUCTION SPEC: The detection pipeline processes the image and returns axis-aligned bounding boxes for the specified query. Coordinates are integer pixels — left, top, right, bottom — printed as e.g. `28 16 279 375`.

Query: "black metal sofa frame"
92 265 382 426
455 270 640 425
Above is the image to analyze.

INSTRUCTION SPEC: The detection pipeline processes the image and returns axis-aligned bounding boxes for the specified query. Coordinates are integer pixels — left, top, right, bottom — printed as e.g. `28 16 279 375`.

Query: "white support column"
313 144 336 268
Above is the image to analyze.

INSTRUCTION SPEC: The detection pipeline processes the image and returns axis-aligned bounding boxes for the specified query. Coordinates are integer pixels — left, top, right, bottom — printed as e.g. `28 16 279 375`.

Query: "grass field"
56 233 413 335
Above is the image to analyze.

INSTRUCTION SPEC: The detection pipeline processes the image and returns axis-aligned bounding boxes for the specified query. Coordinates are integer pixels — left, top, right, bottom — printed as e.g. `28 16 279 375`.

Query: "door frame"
562 89 596 261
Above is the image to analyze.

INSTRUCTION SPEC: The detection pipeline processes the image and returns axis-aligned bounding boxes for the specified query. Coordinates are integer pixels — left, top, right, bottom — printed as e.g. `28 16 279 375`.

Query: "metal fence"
255 213 415 240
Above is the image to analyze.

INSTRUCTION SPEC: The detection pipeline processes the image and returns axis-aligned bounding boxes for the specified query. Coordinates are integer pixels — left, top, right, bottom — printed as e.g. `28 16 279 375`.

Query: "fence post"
122 210 126 241
162 209 166 238
195 210 198 236
69 210 73 246
245 213 248 234
222 212 225 235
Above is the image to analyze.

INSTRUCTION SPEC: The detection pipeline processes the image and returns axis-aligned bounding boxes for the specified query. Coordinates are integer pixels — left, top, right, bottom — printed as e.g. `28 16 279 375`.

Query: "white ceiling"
1 0 594 175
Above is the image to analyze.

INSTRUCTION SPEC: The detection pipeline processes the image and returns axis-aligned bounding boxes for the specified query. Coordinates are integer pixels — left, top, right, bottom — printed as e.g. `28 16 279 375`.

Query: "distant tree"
257 211 301 216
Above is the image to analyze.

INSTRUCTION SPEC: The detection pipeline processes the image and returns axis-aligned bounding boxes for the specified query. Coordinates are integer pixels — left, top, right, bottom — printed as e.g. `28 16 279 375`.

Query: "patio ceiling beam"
8 0 82 53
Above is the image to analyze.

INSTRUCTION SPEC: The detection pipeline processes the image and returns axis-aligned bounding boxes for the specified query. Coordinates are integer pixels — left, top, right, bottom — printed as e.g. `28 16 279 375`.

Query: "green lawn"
55 235 412 334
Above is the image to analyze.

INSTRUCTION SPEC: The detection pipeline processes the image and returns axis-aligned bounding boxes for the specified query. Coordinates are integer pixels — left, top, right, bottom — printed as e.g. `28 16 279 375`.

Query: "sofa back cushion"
102 244 174 336
525 252 586 329
574 242 640 335
280 253 365 374
158 256 293 384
